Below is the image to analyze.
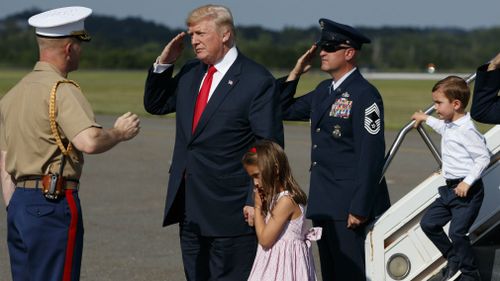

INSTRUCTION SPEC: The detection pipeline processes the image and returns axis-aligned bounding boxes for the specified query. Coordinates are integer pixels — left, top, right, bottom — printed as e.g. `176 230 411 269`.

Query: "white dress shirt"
153 47 238 101
331 67 357 91
426 113 491 185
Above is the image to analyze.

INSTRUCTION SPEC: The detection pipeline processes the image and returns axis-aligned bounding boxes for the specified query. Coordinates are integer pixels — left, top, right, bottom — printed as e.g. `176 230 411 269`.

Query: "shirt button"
312 162 317 166
316 128 321 133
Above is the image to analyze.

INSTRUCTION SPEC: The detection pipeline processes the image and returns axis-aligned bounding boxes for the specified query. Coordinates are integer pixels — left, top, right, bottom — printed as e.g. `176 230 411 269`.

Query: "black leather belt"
445 178 464 188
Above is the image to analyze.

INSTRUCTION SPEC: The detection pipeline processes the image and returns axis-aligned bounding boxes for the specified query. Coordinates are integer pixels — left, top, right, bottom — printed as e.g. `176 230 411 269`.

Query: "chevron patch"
364 103 381 135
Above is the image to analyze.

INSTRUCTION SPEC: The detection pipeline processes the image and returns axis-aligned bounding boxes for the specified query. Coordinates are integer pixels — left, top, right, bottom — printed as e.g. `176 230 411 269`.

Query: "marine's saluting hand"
114 112 140 141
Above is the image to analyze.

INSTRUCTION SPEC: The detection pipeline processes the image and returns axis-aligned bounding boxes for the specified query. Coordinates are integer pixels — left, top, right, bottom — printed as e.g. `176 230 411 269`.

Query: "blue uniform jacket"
471 64 500 124
279 69 390 220
144 52 284 236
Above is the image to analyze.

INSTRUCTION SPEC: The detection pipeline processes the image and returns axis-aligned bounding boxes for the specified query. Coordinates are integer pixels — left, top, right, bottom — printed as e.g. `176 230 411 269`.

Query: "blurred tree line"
1 9 499 72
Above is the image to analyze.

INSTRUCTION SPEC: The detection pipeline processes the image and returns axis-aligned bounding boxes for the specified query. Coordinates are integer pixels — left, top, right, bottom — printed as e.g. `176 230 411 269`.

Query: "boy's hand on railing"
411 110 428 128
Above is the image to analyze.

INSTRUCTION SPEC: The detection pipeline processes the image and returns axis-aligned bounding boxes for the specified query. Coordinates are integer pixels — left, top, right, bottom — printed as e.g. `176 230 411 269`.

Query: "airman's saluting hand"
286 44 318 82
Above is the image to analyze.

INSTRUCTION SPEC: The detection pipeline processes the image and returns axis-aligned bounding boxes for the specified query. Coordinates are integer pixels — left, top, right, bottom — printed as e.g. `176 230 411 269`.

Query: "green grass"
0 69 149 116
0 68 494 132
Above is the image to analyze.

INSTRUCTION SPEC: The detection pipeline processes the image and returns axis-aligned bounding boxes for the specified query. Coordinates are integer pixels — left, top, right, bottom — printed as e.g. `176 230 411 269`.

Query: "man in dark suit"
471 52 500 124
143 4 283 280
278 19 390 281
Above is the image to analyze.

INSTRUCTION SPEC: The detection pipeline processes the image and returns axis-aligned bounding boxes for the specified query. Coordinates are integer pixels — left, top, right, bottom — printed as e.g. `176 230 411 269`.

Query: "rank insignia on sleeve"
364 103 381 134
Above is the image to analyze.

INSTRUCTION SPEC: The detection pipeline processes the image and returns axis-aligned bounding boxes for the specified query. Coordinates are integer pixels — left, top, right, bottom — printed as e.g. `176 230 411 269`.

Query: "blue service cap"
28 6 92 42
317 18 370 50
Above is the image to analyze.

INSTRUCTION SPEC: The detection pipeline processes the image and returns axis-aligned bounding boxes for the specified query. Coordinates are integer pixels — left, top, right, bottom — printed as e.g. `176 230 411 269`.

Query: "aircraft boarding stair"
364 125 499 281
364 70 500 281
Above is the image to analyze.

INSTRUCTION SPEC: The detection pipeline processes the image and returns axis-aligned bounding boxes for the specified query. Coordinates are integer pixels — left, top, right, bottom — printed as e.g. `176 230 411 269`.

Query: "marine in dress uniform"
278 19 391 281
0 7 139 281
471 52 500 124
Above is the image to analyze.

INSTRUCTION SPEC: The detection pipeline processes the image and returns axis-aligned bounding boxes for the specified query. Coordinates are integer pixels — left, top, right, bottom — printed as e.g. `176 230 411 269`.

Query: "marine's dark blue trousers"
420 179 484 275
7 188 84 281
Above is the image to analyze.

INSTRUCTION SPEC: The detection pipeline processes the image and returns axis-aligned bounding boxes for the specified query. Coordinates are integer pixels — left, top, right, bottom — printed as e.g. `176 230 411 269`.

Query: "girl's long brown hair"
242 140 307 216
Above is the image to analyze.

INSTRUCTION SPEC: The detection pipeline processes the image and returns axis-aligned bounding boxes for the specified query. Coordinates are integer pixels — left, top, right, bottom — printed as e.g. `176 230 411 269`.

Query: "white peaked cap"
28 6 92 41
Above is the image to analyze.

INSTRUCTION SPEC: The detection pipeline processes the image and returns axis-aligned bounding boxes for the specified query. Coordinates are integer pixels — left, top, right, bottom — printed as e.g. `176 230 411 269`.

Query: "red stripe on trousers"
62 190 78 281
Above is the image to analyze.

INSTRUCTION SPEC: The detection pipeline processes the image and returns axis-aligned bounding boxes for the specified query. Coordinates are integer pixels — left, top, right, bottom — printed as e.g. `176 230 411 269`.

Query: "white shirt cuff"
463 176 475 186
153 59 173 73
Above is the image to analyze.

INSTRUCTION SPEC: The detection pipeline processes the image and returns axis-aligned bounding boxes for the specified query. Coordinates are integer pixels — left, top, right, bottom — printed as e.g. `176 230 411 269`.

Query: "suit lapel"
190 56 242 139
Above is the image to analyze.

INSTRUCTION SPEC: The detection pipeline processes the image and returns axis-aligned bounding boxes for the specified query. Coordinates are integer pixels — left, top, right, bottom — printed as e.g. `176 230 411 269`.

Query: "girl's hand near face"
254 187 264 209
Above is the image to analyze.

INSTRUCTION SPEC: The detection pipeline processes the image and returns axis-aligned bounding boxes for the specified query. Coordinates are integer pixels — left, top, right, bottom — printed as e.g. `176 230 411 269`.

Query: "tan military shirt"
0 62 101 181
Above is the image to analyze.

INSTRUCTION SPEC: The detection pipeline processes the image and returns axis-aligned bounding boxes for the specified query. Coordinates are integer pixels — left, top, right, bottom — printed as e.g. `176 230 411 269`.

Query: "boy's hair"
242 140 307 215
432 75 470 109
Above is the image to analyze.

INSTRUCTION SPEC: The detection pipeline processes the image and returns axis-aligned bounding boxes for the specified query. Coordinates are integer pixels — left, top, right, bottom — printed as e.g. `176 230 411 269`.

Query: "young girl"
242 140 321 281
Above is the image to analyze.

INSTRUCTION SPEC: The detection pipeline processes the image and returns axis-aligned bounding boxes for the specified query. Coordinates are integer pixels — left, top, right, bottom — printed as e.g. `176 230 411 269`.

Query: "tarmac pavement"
0 115 442 281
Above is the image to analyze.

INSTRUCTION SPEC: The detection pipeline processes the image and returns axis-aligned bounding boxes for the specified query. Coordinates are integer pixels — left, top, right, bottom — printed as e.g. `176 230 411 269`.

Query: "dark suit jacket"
144 51 283 236
471 64 500 124
278 70 390 221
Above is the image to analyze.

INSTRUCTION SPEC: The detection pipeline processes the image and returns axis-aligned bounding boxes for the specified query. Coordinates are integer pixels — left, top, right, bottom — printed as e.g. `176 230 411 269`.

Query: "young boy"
412 76 490 281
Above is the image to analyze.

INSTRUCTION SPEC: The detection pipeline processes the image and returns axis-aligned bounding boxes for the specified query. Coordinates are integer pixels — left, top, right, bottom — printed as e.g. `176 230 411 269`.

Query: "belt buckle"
446 178 463 188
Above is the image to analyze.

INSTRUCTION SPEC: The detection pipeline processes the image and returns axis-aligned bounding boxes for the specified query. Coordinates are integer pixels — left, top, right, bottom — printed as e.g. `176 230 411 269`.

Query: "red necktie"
192 65 217 133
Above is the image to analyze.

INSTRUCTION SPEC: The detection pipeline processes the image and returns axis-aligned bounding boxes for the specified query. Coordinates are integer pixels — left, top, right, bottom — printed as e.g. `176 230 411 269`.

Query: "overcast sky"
2 0 500 30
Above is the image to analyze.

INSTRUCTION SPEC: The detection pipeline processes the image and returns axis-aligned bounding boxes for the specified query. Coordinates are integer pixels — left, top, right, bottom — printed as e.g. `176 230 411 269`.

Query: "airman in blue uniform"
278 19 391 281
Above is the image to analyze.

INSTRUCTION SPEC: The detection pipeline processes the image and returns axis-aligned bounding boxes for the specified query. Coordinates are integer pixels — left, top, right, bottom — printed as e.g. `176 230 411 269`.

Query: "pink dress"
247 191 322 281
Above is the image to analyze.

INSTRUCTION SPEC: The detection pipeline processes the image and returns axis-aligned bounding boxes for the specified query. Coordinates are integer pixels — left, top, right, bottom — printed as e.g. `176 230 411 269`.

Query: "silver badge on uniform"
341 92 350 98
332 125 342 138
364 103 381 135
